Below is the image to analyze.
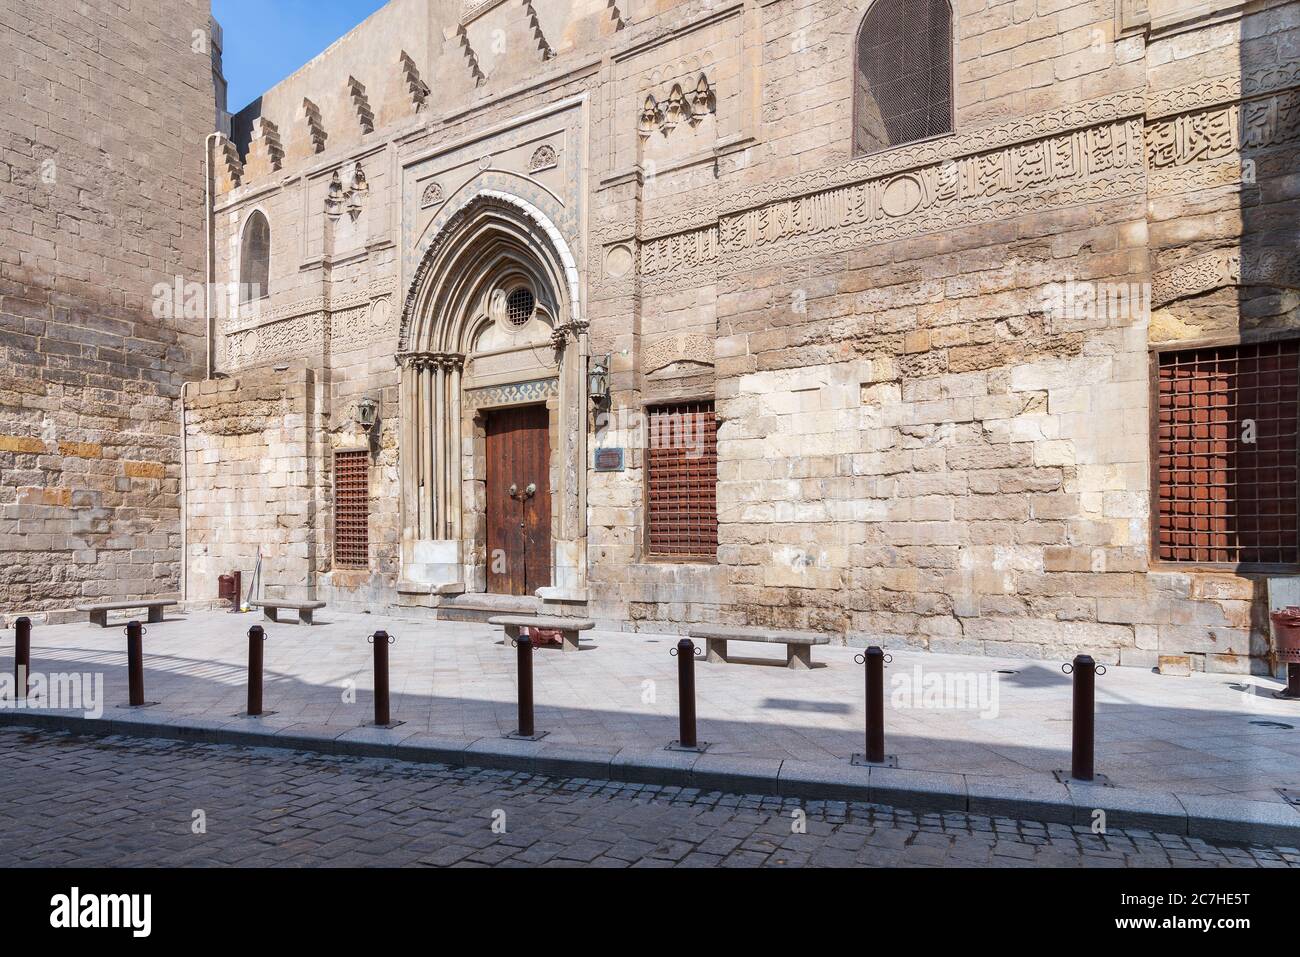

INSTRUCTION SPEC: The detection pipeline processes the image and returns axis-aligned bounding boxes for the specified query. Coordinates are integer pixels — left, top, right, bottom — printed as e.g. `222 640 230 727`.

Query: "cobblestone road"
1 729 1295 868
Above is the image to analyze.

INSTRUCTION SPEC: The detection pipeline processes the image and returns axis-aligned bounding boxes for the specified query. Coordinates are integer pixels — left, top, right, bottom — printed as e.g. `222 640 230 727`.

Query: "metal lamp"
588 355 610 407
355 396 379 431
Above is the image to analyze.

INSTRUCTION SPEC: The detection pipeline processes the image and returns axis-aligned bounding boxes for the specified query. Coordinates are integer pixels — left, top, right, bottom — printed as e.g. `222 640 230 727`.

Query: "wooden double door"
484 405 552 595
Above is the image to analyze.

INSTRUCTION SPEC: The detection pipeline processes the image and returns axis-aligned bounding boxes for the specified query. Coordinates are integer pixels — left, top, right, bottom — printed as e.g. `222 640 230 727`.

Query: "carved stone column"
397 350 467 590
542 320 589 601
446 354 464 542
419 355 434 539
434 358 447 538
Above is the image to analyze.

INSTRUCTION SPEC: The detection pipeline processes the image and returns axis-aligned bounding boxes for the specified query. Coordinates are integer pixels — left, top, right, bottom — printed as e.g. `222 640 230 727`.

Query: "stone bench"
251 600 326 625
488 615 595 653
688 625 830 670
77 600 177 628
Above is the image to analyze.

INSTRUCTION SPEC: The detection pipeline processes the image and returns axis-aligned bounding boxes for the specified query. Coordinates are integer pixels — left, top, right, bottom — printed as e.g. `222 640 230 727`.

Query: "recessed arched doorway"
396 190 588 601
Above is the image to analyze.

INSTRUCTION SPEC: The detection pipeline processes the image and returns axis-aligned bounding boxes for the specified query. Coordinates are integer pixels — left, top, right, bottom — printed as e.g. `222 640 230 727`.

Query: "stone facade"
0 1 217 617
192 0 1298 673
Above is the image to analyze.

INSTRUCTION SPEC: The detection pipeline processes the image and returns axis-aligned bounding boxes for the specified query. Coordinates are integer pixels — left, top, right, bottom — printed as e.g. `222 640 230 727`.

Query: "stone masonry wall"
203 0 1298 675
185 366 326 604
0 0 215 616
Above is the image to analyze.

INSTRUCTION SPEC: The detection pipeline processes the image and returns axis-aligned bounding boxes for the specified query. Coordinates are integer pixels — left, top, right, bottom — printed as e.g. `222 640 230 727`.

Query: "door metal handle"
508 483 518 498
525 482 536 499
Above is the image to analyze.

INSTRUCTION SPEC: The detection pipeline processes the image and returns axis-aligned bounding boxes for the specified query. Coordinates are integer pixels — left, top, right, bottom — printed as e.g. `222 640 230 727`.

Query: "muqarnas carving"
639 74 715 140
325 163 369 219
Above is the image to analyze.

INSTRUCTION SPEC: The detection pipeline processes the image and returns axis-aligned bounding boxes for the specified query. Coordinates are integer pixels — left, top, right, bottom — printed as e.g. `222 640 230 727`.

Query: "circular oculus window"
505 287 535 327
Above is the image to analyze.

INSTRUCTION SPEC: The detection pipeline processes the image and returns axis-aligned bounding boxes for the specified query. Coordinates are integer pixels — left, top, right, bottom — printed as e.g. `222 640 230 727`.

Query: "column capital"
396 350 462 371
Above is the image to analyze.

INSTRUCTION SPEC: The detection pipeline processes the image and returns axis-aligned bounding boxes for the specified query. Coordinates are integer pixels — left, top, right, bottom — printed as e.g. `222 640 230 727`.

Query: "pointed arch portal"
396 191 588 599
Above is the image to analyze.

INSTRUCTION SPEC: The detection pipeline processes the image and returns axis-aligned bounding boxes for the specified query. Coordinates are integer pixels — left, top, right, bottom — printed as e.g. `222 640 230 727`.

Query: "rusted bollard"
14 616 31 699
516 633 535 738
1066 654 1101 781
863 646 886 764
247 625 265 716
672 638 699 749
125 620 145 707
369 630 393 726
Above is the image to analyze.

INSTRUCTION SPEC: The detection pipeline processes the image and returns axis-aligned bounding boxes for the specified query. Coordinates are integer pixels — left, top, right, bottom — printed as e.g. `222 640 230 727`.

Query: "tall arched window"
853 0 953 156
239 210 270 303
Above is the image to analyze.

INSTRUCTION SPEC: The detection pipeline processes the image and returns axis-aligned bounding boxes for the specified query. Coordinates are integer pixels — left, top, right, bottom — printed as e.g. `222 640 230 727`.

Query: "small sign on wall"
594 447 624 472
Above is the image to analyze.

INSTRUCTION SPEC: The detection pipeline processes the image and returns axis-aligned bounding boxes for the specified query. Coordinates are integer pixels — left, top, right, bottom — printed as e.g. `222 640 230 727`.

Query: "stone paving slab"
2 608 1300 842
4 729 1295 868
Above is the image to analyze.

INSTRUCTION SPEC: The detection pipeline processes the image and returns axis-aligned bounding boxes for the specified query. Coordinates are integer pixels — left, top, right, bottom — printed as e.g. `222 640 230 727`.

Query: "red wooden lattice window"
1156 340 1300 565
647 402 718 558
334 450 369 569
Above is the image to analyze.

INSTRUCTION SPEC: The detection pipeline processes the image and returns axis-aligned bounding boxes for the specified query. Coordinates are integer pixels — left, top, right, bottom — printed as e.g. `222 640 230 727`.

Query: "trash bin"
1270 606 1300 663
1268 606 1300 699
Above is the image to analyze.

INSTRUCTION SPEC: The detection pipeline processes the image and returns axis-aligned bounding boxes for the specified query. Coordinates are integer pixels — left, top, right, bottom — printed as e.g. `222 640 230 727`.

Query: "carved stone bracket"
549 320 589 351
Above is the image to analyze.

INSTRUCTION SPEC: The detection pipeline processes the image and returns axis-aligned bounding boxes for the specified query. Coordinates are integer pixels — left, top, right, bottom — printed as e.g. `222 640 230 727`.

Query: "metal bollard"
126 620 145 707
1064 654 1105 781
14 616 31 700
247 625 266 716
369 630 394 726
516 633 535 738
672 638 700 749
863 646 886 763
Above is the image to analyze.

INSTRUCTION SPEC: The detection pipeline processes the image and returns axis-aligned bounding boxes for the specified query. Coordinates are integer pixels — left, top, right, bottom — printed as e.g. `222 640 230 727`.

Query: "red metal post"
247 625 265 716
676 638 697 749
1071 654 1096 781
864 646 885 764
126 620 145 707
372 630 390 726
14 616 30 700
516 633 534 737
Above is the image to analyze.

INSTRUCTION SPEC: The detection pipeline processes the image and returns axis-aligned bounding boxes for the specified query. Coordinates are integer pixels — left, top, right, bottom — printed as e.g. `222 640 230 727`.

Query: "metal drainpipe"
184 131 221 602
180 380 191 603
204 131 221 379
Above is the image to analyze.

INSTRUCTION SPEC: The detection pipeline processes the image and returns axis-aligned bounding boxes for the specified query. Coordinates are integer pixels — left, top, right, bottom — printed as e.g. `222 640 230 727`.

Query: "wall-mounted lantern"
355 396 379 431
588 354 611 409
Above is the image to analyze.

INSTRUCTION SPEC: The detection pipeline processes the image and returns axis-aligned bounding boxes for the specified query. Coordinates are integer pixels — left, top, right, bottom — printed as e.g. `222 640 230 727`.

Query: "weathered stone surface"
5 0 1297 676
0 1 213 612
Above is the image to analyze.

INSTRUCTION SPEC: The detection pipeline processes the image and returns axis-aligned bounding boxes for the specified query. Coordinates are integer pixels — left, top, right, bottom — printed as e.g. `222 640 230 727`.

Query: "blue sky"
214 0 389 113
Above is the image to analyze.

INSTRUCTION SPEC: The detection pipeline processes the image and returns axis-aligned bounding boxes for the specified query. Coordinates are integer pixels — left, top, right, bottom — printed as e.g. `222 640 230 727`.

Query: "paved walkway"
2 729 1293 868
3 609 1298 809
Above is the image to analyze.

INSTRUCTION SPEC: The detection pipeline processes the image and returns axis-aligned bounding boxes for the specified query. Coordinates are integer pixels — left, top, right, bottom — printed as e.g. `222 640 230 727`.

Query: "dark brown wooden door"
485 405 551 595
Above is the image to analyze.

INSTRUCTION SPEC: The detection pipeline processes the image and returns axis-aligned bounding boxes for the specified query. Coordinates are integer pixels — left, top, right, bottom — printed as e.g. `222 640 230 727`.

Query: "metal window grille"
506 287 534 326
647 402 718 558
334 450 370 569
1156 340 1300 565
853 0 953 155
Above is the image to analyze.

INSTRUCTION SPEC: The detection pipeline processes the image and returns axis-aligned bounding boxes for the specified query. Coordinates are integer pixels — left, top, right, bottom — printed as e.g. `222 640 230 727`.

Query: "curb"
3 711 1298 846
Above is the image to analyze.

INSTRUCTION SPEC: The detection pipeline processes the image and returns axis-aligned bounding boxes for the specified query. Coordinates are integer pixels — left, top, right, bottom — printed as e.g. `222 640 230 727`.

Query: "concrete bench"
77 600 177 628
688 625 830 670
488 615 595 653
251 600 326 625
